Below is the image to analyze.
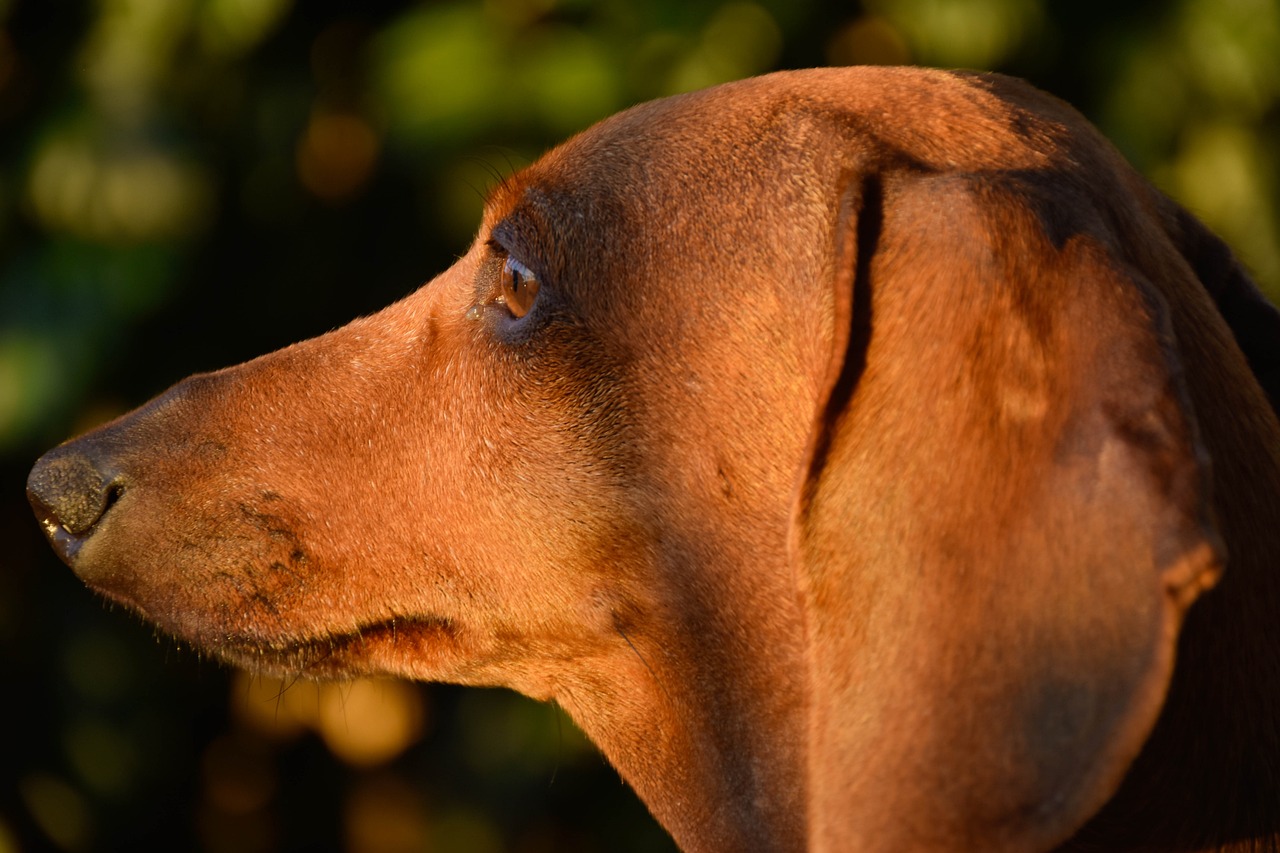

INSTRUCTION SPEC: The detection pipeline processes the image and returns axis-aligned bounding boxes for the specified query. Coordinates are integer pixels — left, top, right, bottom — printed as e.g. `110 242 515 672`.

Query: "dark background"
2 0 1277 850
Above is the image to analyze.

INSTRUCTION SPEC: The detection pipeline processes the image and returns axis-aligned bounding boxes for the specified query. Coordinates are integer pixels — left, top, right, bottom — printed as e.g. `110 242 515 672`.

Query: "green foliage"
1102 0 1280 288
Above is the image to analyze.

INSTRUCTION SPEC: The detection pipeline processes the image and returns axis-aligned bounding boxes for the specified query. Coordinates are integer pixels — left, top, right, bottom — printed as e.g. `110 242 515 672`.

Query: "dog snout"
27 442 125 565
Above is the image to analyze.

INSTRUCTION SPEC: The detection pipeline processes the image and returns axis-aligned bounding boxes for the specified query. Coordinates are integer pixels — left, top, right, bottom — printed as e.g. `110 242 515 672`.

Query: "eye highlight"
498 256 540 319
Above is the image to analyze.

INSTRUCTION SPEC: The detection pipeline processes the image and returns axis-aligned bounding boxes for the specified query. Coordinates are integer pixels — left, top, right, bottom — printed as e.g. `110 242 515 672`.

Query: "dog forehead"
491 77 855 252
537 78 818 183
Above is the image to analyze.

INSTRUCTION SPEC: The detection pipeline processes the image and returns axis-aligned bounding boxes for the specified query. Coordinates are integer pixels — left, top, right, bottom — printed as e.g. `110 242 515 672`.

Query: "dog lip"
215 615 460 677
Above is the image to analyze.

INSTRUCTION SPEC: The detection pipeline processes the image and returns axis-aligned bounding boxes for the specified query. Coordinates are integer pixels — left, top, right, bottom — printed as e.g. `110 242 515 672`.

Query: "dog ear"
794 171 1224 852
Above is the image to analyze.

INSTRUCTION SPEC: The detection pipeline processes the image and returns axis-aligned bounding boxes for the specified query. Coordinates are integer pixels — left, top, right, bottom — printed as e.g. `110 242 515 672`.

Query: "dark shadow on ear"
808 172 880 487
795 168 1224 853
1167 202 1280 416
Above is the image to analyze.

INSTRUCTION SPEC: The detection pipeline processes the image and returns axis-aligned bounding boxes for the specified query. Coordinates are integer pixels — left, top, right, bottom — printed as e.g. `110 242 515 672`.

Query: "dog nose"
27 445 124 564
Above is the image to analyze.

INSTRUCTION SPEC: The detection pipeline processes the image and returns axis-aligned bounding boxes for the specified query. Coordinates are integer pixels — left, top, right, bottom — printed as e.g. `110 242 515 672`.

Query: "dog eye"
498 256 540 319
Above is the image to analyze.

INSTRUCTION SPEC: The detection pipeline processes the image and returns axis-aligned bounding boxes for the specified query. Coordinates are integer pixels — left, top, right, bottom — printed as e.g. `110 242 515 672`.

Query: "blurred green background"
1 0 1276 851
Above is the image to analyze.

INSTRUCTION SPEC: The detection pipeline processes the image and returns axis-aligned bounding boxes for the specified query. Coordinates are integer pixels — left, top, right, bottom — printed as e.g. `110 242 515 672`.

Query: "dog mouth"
209 615 463 679
88 580 463 680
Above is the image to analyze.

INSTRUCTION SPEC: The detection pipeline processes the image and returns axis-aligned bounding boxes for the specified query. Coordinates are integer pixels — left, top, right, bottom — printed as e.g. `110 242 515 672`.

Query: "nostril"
27 449 125 543
103 480 124 516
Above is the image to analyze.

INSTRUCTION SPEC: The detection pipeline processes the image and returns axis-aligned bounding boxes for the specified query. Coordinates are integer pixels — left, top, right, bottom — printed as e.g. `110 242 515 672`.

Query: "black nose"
27 446 124 564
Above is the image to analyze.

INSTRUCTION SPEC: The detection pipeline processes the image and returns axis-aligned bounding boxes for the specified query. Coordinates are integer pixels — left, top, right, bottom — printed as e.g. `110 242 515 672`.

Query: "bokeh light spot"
1163 121 1280 288
372 3 506 145
866 0 1043 68
0 817 18 853
666 3 781 94
229 671 312 740
197 0 294 58
62 626 137 703
0 333 59 451
201 732 278 815
296 109 381 203
314 678 427 767
519 26 621 133
343 773 431 853
826 16 911 67
231 673 427 767
27 130 212 244
19 773 91 852
433 809 504 853
63 717 140 797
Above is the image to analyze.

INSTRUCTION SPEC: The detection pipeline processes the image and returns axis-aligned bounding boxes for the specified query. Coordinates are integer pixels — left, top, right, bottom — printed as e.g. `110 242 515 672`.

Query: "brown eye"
499 256 540 319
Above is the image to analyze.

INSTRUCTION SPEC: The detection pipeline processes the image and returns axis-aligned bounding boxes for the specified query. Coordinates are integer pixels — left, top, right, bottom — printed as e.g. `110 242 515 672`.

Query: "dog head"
30 68 1233 852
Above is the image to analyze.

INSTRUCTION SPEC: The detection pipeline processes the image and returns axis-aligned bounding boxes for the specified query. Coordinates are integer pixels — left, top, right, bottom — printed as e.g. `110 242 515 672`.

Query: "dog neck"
553 526 810 853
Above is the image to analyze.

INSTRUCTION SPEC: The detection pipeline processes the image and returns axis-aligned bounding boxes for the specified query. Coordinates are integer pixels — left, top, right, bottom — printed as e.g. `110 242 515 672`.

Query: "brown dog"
26 67 1280 852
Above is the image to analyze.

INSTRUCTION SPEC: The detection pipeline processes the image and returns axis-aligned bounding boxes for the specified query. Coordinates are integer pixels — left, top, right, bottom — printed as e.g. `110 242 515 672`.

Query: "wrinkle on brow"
487 186 574 286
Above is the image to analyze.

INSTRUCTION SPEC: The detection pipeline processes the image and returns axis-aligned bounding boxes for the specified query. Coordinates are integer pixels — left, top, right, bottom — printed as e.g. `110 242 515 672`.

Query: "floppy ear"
796 170 1224 852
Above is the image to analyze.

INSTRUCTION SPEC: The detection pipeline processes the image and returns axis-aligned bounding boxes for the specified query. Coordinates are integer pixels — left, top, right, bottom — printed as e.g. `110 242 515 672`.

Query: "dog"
27 67 1280 852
